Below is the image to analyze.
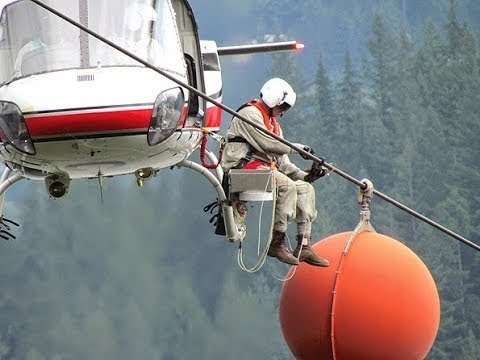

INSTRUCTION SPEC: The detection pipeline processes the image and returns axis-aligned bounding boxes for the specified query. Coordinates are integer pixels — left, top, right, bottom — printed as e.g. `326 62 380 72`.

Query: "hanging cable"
237 172 276 273
235 174 298 282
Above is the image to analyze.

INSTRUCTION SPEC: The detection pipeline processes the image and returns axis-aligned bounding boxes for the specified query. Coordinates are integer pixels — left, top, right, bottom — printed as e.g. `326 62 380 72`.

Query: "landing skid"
0 149 270 244
0 167 24 240
181 148 277 273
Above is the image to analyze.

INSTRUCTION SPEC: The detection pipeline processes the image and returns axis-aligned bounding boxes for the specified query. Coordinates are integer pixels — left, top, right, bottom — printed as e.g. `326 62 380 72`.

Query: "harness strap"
227 136 249 143
228 100 280 169
226 136 254 169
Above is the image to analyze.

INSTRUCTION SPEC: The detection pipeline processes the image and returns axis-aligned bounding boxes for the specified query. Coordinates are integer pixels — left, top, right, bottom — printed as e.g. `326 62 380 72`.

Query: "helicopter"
0 0 305 241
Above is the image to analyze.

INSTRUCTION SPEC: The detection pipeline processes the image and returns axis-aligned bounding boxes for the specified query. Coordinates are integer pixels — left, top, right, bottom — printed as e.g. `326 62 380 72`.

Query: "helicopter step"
222 169 275 242
228 169 274 202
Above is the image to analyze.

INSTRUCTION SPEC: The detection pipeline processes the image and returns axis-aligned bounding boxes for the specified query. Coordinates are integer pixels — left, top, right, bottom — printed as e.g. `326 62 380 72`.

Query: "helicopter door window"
202 53 221 72
184 54 199 117
88 0 186 76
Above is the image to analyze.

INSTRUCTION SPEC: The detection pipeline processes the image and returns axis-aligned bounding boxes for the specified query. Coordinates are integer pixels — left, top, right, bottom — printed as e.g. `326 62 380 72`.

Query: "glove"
304 161 327 183
301 145 315 159
293 143 315 159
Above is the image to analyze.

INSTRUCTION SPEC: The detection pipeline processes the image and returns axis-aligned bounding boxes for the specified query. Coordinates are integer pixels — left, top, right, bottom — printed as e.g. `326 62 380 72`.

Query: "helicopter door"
171 0 206 128
200 40 222 131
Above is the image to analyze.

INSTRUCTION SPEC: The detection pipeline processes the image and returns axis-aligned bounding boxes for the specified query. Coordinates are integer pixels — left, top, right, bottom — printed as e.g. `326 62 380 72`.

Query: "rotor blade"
217 41 304 56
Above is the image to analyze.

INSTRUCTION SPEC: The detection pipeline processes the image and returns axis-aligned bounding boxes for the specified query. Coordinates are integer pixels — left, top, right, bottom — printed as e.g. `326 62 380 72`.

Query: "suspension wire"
237 173 275 273
29 0 479 252
370 190 479 251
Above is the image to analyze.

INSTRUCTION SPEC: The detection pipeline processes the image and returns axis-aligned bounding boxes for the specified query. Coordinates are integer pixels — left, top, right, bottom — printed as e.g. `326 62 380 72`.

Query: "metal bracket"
228 169 274 201
344 179 376 254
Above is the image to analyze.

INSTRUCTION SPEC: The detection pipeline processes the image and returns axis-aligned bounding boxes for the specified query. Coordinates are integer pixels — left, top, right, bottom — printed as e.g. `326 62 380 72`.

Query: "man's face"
273 103 291 118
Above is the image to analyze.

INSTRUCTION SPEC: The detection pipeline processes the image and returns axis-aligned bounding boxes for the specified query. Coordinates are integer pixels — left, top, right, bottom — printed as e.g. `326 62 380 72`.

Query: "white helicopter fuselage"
0 0 218 183
0 66 200 179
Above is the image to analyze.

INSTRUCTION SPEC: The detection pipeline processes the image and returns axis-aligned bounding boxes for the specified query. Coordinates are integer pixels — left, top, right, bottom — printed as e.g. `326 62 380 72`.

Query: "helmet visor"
278 102 291 114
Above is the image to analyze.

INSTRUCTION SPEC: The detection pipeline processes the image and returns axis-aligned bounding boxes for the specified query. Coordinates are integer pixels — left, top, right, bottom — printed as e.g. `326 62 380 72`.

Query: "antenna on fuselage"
97 168 104 205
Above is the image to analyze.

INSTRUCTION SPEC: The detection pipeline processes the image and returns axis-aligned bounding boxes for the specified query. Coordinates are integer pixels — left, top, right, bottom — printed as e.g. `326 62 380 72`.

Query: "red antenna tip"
295 42 305 50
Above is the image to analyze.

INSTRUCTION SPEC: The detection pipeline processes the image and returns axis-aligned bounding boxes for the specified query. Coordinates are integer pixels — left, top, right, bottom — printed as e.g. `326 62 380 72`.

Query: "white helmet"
260 78 296 109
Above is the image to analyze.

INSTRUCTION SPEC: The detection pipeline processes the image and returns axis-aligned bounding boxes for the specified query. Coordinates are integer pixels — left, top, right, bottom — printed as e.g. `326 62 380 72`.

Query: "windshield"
0 0 186 84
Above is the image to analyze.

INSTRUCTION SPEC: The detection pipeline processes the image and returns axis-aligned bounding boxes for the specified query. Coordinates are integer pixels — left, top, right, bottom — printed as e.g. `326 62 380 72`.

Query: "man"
221 78 329 267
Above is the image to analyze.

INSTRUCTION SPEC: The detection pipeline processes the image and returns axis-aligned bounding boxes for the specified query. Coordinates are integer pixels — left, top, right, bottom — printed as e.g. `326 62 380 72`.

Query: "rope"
330 181 376 358
237 172 276 273
235 172 298 282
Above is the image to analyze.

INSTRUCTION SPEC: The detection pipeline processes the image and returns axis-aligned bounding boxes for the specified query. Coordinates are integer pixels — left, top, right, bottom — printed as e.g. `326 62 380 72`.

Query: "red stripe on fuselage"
25 108 152 137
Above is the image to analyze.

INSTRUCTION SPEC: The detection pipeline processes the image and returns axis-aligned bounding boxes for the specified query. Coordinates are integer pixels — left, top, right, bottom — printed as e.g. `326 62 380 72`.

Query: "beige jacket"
221 103 307 180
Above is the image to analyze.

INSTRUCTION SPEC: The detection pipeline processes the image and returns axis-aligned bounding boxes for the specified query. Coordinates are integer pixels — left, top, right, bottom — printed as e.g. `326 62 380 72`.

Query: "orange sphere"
279 231 440 360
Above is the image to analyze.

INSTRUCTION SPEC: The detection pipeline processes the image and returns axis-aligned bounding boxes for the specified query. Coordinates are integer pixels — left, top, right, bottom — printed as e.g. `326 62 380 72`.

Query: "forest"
0 0 479 359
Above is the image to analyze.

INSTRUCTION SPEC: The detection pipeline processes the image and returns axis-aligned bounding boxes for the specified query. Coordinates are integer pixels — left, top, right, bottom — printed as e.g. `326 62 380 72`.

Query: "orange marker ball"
279 231 440 360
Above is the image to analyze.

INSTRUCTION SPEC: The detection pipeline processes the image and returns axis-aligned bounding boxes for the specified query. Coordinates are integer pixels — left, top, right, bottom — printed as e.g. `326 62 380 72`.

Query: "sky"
186 0 296 116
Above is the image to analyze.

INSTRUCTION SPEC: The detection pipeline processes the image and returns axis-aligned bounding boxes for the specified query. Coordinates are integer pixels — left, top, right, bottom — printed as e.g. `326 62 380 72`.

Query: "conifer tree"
313 54 336 135
336 50 363 172
365 10 398 127
362 10 399 193
305 54 337 159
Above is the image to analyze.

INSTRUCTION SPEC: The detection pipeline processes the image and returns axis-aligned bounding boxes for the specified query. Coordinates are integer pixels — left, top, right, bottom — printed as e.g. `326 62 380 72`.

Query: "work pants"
273 169 317 235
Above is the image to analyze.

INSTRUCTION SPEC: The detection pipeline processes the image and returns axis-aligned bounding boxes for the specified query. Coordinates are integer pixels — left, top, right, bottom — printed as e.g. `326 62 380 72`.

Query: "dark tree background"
0 1 478 358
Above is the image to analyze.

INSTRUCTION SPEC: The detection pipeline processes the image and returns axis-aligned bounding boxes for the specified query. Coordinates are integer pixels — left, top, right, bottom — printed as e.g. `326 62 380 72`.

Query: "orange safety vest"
246 99 281 136
238 99 280 170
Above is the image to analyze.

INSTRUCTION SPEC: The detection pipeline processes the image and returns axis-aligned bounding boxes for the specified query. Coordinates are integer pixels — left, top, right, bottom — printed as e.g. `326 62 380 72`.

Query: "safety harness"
227 99 280 170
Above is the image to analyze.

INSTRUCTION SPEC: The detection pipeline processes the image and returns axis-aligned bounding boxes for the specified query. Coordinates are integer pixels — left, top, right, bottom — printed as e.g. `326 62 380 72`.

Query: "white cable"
237 171 276 273
270 232 299 282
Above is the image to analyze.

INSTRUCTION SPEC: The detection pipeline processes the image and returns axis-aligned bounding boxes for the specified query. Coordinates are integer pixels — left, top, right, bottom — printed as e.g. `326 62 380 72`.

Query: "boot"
294 234 329 267
268 230 300 266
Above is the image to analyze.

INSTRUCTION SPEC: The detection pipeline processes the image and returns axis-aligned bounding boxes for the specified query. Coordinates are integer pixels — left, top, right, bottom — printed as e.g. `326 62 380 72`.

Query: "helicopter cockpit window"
0 0 80 83
88 0 186 76
0 0 186 85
